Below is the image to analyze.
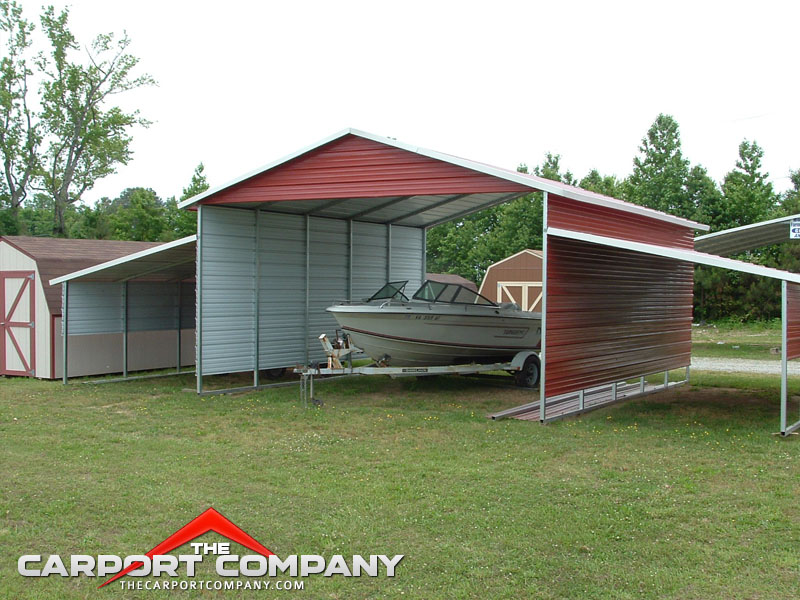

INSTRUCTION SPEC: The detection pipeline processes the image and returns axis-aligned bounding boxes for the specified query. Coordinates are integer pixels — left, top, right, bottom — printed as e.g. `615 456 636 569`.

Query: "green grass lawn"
1 372 798 599
692 320 782 360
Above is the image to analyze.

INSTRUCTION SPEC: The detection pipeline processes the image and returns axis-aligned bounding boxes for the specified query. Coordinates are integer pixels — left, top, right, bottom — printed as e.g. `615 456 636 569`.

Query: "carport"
50 236 197 382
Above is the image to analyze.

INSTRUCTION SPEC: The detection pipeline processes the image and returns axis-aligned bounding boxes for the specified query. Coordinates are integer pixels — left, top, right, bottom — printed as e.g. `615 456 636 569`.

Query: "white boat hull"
327 303 541 366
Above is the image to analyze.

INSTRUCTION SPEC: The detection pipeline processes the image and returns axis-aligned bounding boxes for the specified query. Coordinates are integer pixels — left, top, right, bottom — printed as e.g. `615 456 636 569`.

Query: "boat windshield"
412 280 497 306
366 281 409 302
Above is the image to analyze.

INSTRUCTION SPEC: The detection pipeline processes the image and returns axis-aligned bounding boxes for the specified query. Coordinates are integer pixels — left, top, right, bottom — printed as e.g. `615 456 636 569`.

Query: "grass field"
692 319 782 360
1 366 798 599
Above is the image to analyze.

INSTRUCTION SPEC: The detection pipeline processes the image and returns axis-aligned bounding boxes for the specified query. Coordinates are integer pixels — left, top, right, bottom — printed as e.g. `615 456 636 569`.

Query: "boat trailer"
295 333 540 406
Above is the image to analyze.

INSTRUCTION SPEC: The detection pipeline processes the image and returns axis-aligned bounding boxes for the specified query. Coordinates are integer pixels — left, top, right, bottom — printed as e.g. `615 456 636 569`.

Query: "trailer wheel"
514 355 540 388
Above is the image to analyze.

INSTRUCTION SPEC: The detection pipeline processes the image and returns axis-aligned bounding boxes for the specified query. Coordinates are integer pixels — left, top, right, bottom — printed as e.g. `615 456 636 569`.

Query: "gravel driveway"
691 357 800 375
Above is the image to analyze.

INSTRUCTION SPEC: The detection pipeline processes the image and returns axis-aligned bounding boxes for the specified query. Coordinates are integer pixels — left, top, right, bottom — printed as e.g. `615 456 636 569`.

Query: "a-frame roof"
179 128 709 231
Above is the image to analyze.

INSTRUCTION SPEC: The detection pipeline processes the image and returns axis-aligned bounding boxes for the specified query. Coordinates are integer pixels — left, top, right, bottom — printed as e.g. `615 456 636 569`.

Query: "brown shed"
478 249 543 311
426 272 478 293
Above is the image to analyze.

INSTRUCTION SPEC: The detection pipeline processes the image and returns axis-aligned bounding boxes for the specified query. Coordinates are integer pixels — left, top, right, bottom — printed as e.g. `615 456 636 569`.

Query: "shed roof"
49 236 196 286
694 214 800 256
1 236 161 314
180 129 709 232
426 272 478 292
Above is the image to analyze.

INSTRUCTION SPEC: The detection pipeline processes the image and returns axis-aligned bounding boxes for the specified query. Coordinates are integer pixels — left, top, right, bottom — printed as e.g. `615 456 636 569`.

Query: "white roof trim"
178 128 709 232
49 235 197 285
547 227 800 284
694 213 800 242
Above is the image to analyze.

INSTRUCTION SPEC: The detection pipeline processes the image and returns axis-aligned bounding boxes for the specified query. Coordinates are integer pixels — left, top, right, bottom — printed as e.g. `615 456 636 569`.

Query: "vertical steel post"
62 281 68 384
578 389 584 411
304 214 310 365
122 281 128 379
254 209 261 388
781 280 788 434
663 370 669 388
176 282 182 374
196 205 204 394
640 375 645 394
685 365 690 383
539 192 549 421
611 382 617 402
386 224 392 281
421 228 427 285
348 219 353 301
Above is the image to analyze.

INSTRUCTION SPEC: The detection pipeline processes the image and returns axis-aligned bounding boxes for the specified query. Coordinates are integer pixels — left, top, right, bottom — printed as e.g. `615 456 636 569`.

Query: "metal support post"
62 281 68 384
304 215 310 365
640 375 645 394
122 281 128 379
421 228 427 285
386 224 392 281
348 219 353 301
781 280 788 434
176 282 182 374
611 382 617 402
578 389 584 411
254 209 261 388
539 192 549 421
196 205 204 394
664 370 669 388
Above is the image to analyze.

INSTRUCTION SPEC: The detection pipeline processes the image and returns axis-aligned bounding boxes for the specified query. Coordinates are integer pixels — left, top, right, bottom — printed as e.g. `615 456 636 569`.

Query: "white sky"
23 0 800 204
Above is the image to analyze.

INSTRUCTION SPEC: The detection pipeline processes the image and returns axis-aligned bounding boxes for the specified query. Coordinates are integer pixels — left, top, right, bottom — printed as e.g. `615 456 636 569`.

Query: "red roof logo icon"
100 507 273 588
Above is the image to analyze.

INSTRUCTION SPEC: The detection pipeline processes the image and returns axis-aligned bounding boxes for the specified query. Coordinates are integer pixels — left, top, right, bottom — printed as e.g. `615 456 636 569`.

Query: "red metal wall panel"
199 135 529 205
786 283 800 360
544 237 693 397
547 194 695 250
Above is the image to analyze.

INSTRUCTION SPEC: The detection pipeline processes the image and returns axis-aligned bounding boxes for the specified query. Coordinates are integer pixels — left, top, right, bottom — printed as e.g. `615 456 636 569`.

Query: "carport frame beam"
62 281 68 384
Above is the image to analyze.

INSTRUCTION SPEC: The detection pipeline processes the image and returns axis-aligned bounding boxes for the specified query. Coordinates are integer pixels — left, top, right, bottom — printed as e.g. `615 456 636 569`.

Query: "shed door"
0 271 35 376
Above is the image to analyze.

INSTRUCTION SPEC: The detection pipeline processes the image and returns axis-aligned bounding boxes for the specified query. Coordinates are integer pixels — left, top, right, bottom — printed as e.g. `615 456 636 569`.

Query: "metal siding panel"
548 194 695 250
199 135 528 205
66 282 123 335
257 212 306 369
308 217 349 363
180 282 196 329
390 225 423 293
786 283 800 360
352 221 389 300
544 236 693 398
200 206 256 375
127 282 179 332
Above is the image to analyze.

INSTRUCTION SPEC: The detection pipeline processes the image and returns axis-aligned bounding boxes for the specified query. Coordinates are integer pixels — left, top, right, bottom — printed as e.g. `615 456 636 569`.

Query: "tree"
717 140 776 230
109 187 164 241
0 1 39 223
625 114 693 219
687 165 723 229
163 163 207 239
579 169 621 197
37 6 155 235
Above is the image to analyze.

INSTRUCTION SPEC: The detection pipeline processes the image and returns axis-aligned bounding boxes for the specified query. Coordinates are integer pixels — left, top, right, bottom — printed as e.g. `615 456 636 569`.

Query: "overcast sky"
29 0 800 204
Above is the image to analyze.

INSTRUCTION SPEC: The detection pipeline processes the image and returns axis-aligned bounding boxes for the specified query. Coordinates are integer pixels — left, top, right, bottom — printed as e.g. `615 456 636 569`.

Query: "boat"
326 280 541 367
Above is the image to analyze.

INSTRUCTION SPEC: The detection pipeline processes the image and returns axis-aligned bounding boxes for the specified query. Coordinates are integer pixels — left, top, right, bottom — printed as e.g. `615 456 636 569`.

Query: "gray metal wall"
198 206 425 377
65 281 195 335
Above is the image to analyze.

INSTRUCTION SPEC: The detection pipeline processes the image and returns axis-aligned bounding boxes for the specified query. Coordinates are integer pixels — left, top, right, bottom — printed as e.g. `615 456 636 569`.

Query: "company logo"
18 508 403 592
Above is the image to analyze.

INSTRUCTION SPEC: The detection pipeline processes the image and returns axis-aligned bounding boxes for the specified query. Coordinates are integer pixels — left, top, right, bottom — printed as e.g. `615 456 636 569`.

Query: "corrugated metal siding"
786 283 800 360
544 236 693 398
352 221 389 299
66 282 123 335
180 282 196 329
200 206 256 375
257 212 306 369
200 135 528 205
308 217 349 364
390 225 424 293
548 194 695 250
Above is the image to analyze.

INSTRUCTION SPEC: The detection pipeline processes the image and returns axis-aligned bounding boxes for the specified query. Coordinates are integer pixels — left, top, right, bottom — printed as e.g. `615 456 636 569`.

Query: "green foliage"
579 169 622 197
0 1 40 219
162 162 207 238
0 2 154 235
712 140 776 231
625 114 695 220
